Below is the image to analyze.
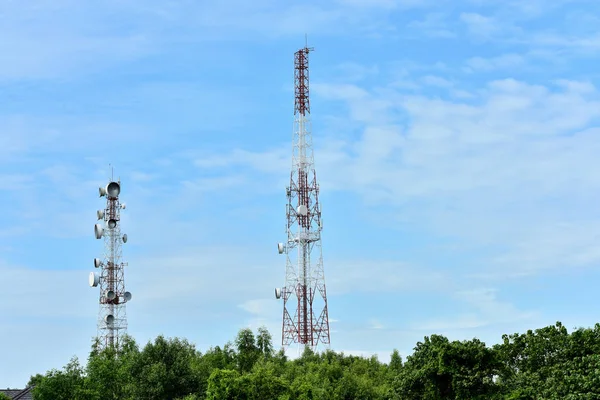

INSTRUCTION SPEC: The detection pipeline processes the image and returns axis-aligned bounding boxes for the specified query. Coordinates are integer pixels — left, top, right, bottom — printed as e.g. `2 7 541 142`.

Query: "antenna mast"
89 172 132 350
275 43 331 351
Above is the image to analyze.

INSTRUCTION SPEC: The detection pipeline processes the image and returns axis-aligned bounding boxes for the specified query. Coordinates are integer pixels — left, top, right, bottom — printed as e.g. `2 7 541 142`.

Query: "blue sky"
2 0 600 388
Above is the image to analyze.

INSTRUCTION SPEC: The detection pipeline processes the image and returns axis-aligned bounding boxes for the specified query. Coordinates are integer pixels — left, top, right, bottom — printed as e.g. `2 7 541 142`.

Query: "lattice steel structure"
89 176 132 350
275 45 331 350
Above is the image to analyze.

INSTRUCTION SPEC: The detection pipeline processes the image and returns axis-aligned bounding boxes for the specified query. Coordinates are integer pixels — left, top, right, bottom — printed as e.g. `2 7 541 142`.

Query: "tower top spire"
294 44 314 117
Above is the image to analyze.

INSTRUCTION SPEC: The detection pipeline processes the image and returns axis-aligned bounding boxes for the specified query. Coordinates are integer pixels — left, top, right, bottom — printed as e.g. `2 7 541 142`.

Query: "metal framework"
89 175 131 350
276 45 331 350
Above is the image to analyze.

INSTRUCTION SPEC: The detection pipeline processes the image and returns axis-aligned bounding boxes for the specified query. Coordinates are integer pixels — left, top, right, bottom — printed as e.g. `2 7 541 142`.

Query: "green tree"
129 335 201 400
26 373 44 388
235 328 260 373
389 349 402 372
205 369 242 400
256 326 274 358
32 357 90 400
244 359 290 399
495 322 600 398
395 335 499 399
85 335 139 399
29 322 600 400
201 343 236 371
494 321 569 397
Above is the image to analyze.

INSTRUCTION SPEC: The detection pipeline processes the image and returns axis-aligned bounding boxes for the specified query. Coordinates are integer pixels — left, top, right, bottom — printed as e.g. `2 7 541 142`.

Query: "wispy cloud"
460 12 501 38
464 53 526 71
407 13 457 38
0 262 96 319
0 2 156 81
0 0 421 82
412 288 538 332
200 74 600 280
421 75 454 87
327 260 446 295
368 319 385 330
330 62 380 82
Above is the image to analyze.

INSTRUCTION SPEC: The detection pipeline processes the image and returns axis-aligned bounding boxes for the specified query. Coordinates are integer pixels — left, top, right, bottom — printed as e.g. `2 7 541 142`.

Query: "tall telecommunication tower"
88 173 132 349
275 44 331 350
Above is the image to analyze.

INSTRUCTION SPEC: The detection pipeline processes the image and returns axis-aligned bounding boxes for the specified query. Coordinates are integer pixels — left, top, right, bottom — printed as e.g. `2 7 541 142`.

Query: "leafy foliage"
29 322 600 399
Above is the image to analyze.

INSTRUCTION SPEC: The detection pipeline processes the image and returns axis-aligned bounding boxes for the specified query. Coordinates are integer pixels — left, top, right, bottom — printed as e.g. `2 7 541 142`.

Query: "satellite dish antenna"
108 219 117 229
99 186 107 197
277 243 285 254
106 182 120 197
124 291 132 301
94 258 101 268
97 210 105 220
275 288 282 299
89 272 99 287
104 314 115 324
122 234 128 243
94 224 104 239
105 290 116 300
121 203 126 210
297 205 308 216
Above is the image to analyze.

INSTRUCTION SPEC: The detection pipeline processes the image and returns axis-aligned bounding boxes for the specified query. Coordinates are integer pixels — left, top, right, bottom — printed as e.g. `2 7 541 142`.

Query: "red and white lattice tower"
275 45 331 350
88 172 132 350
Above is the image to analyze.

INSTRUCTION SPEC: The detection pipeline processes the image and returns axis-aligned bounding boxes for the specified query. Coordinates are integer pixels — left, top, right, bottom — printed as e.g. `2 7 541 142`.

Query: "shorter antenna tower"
88 172 132 349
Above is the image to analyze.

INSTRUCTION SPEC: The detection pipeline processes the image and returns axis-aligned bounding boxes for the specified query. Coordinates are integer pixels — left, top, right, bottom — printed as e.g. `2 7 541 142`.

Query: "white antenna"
88 168 132 350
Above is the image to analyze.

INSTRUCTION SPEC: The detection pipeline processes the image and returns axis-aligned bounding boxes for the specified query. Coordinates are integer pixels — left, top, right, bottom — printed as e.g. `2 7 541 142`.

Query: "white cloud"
407 12 456 38
0 1 155 81
334 0 401 9
130 171 157 183
454 2 600 53
415 314 490 331
238 299 279 316
0 320 95 389
554 79 596 94
198 75 600 281
128 246 271 305
368 319 385 329
460 12 500 38
327 260 446 295
0 115 148 162
486 220 600 277
527 33 600 53
412 288 538 332
341 0 441 8
129 0 431 38
465 53 525 71
313 83 395 124
0 174 36 192
331 62 380 82
421 75 454 87
0 262 96 319
0 0 420 81
181 175 248 193
194 148 289 175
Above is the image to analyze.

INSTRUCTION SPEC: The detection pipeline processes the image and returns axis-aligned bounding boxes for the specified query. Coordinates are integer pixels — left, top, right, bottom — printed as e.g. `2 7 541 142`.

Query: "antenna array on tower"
275 44 331 350
89 176 132 349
